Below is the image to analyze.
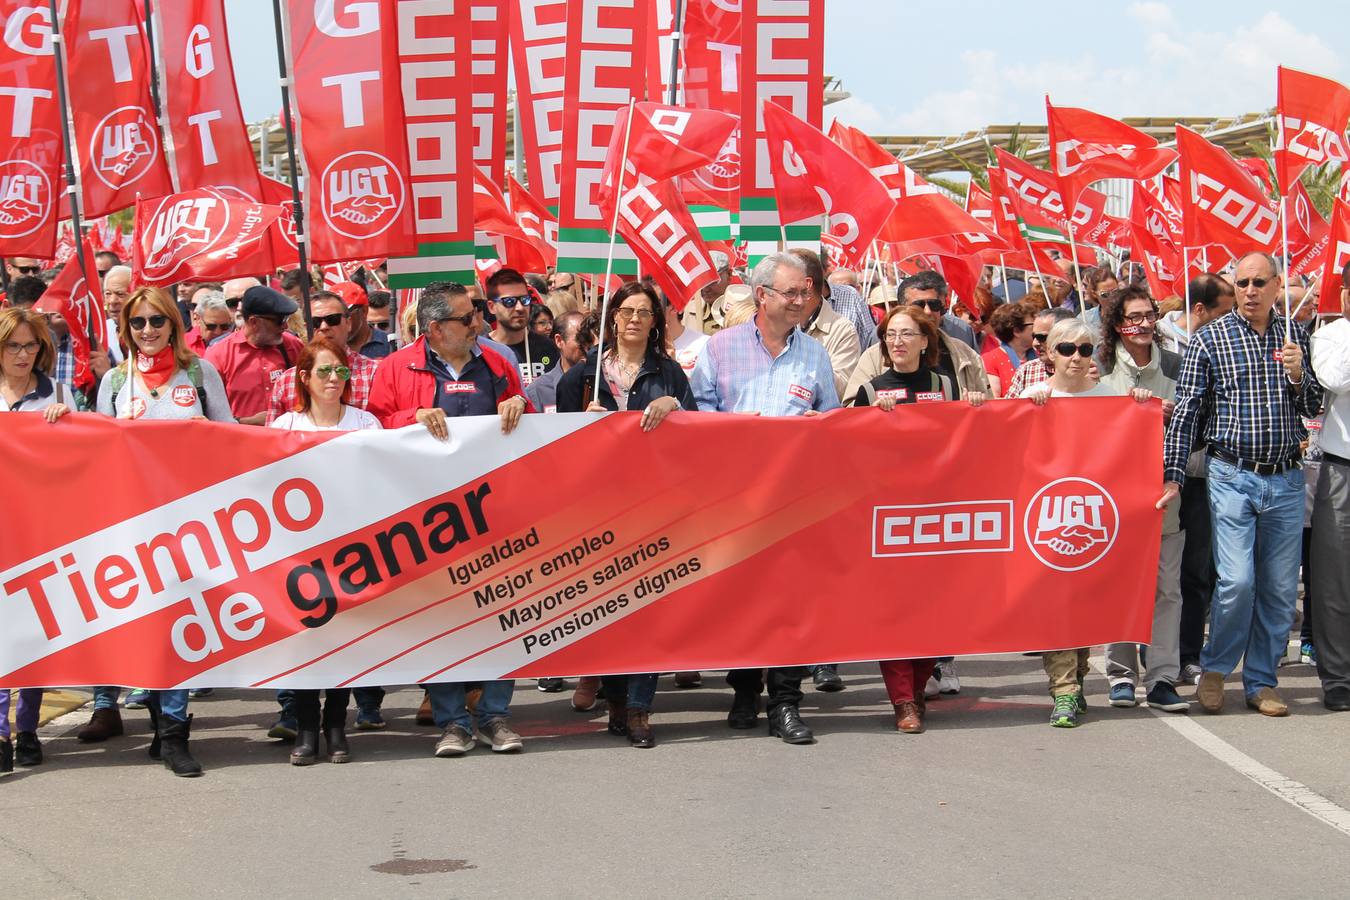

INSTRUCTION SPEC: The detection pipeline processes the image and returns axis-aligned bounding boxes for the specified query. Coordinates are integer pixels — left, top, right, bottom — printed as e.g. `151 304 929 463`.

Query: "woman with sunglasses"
0 307 72 775
90 287 234 776
853 306 983 734
1027 317 1153 728
271 335 380 764
554 282 696 748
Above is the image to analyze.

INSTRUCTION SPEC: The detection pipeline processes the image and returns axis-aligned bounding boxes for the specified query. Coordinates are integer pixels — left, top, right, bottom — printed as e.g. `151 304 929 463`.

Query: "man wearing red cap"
335 281 392 360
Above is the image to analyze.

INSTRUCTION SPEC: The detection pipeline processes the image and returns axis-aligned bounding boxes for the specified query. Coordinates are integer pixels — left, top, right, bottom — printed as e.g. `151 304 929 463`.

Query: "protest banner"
0 399 1161 689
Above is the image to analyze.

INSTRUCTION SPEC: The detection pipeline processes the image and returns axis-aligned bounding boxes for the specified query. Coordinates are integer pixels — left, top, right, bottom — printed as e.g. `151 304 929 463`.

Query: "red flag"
33 237 104 390
1045 99 1176 208
507 173 557 268
1318 199 1350 315
1287 181 1331 279
1275 66 1350 195
472 170 546 273
470 0 510 181
0 2 62 258
992 148 1114 247
258 174 300 269
602 102 738 187
1177 125 1279 255
608 173 718 309
132 188 284 286
761 102 895 266
153 0 263 199
680 0 741 210
508 0 568 204
285 0 416 263
63 0 173 219
1129 181 1183 300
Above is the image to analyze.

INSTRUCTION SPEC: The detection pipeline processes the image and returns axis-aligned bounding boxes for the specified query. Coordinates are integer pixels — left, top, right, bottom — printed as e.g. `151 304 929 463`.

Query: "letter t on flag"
761 101 895 267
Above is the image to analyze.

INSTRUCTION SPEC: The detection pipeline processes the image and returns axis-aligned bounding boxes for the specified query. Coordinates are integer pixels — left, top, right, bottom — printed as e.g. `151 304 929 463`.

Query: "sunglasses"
313 312 347 327
1015 321 1034 331
495 294 533 308
1055 342 1095 358
96 268 110 278
129 314 169 330
1235 277 1270 289
13 265 39 275
201 321 232 333
225 297 240 310
372 320 391 331
313 365 350 381
910 299 944 313
1033 332 1049 343
436 313 475 327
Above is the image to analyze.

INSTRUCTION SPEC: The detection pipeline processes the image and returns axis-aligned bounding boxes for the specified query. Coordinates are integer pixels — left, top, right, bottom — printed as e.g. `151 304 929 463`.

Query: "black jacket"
555 348 697 413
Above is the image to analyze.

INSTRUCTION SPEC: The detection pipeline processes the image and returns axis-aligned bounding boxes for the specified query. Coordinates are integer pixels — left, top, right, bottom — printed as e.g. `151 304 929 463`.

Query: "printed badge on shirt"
876 388 907 402
444 381 476 394
915 391 944 403
788 383 813 403
172 385 197 408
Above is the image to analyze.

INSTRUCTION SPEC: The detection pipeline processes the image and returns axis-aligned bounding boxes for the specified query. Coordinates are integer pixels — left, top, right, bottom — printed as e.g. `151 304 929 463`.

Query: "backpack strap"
929 370 955 402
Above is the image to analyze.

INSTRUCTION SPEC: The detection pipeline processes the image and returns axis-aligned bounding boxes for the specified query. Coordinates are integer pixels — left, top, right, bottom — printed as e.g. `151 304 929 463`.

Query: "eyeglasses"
224 297 240 310
471 299 488 315
436 314 475 327
372 320 391 331
313 312 347 327
1122 310 1159 325
12 265 39 275
764 286 811 303
495 295 533 308
615 307 654 321
1054 342 1095 358
3 340 39 355
884 329 923 341
1015 321 1034 331
201 321 232 333
1235 277 1270 289
909 299 945 313
1032 332 1049 343
314 365 351 381
129 314 169 330
96 268 109 278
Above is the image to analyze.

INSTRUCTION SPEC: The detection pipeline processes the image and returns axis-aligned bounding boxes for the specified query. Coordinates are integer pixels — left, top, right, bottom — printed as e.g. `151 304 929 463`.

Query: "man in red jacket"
366 280 532 758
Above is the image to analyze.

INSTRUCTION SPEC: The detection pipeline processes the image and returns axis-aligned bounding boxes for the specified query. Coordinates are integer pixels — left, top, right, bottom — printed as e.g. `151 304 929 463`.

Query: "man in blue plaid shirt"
1160 252 1323 718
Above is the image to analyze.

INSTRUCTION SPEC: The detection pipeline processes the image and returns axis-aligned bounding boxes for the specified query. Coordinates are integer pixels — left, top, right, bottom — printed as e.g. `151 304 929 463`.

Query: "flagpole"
1291 272 1320 320
665 0 685 105
271 0 313 330
1182 246 1192 339
1280 194 1292 321
593 98 636 408
1067 223 1087 319
999 253 1009 301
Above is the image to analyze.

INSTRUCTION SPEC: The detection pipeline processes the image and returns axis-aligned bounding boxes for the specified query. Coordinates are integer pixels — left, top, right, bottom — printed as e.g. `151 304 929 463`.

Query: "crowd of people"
2 241 1347 776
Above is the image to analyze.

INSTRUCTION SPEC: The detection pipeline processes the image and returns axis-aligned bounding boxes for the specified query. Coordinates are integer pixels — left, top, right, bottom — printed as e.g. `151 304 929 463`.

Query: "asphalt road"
3 653 1349 899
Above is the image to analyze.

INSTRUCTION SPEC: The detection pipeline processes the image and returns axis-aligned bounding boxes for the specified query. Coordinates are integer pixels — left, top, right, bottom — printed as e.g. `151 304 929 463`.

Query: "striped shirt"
690 319 840 415
1164 310 1323 486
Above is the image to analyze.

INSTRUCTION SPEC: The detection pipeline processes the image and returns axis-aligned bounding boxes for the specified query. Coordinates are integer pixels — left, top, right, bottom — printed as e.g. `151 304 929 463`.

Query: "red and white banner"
1177 125 1279 256
132 188 284 286
153 0 263 200
508 0 568 203
1045 98 1176 208
993 148 1113 247
1130 180 1183 301
470 0 510 181
1274 66 1350 196
62 0 173 220
507 173 558 268
1287 180 1330 279
0 2 62 258
0 401 1161 688
1318 198 1350 315
32 236 105 390
285 0 416 263
680 0 741 210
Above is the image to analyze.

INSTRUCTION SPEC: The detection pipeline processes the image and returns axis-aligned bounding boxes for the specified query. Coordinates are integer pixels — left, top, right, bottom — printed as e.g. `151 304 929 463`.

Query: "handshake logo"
1024 478 1119 572
322 151 404 239
92 107 160 189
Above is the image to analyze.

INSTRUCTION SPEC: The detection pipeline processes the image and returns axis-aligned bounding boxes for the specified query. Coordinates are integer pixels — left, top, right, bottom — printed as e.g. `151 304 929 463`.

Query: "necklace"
604 356 638 392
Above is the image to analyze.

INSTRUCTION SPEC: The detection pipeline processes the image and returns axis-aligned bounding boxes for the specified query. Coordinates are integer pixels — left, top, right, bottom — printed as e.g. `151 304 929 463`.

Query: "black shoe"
14 731 41 767
290 727 320 766
0 739 12 775
159 716 203 777
324 726 350 763
1325 686 1350 712
536 677 565 693
726 692 760 729
812 665 844 692
768 705 815 744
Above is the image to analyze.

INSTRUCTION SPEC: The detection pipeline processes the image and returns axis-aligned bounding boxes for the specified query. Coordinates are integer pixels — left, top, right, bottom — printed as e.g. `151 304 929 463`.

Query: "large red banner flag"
285 0 417 265
32 237 104 390
152 0 263 200
0 2 62 258
607 102 739 185
761 102 895 268
508 0 567 204
62 0 174 220
1287 180 1331 279
507 173 558 269
470 0 510 181
1275 66 1350 196
1317 198 1350 315
991 148 1113 248
1176 125 1279 255
0 401 1161 688
678 0 741 211
132 188 284 286
1130 181 1183 301
1045 98 1177 208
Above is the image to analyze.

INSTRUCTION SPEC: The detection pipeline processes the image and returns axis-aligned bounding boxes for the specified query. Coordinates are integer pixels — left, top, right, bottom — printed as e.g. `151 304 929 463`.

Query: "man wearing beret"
205 285 305 426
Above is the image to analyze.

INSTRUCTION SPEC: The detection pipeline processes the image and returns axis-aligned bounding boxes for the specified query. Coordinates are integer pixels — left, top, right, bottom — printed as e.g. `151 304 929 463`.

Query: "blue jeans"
426 681 514 731
599 674 658 712
93 686 121 710
1203 456 1304 696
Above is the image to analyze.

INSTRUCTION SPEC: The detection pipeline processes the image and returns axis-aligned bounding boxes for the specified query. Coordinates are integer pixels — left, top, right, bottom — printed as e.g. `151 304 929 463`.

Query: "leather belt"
1207 445 1301 476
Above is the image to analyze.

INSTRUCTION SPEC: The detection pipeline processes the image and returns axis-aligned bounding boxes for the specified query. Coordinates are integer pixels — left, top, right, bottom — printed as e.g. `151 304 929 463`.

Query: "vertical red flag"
508 0 568 203
62 0 173 219
285 0 416 264
1318 199 1350 314
470 0 510 181
33 237 105 390
507 173 557 268
1129 180 1183 301
0 2 62 258
153 0 262 200
1287 180 1330 279
1045 98 1177 208
1275 66 1350 196
1176 125 1279 255
761 101 895 267
680 0 741 210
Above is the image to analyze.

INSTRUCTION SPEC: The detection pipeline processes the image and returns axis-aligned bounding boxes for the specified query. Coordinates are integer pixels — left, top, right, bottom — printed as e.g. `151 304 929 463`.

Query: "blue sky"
224 1 1339 135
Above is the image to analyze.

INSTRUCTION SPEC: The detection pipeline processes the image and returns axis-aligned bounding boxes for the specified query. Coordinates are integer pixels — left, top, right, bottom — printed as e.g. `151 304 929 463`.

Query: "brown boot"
572 676 601 712
895 700 925 734
606 700 628 736
674 672 702 688
415 692 434 726
77 708 124 743
626 709 655 748
1197 671 1225 714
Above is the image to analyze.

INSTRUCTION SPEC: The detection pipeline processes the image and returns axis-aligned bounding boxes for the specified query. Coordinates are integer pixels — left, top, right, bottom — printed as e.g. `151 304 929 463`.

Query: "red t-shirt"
205 330 304 419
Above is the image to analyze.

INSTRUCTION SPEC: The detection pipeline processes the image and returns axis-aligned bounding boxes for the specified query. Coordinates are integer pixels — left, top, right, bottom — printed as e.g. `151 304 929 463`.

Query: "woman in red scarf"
88 286 234 777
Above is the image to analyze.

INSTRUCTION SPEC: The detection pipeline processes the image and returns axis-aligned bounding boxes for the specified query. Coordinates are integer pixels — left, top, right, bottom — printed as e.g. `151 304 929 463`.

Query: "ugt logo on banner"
92 105 159 187
142 194 228 281
322 150 405 239
0 159 51 237
1024 478 1119 572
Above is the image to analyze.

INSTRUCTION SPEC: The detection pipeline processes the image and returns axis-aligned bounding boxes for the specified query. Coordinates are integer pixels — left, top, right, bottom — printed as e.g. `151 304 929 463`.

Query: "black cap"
241 285 298 319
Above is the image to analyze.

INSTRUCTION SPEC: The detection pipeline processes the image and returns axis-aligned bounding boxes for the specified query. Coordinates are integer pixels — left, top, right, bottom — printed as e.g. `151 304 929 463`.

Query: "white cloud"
1127 1 1174 29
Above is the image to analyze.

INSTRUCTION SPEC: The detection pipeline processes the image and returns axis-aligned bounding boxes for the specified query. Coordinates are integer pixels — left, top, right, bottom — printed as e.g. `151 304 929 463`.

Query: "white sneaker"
923 676 940 699
939 662 961 694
